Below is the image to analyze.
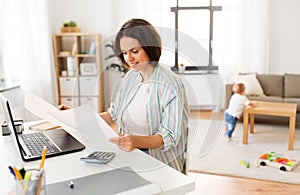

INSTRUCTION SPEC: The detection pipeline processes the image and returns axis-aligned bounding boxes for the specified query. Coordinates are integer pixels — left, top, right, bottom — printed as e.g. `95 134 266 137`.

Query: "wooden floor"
187 110 300 195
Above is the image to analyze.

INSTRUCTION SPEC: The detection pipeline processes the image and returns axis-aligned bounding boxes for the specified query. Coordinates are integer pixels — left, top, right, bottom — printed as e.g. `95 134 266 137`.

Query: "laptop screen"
0 94 27 159
1 94 86 161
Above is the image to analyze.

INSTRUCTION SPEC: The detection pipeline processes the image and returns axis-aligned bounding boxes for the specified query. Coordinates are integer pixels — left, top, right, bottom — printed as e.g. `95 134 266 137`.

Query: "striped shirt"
108 64 190 172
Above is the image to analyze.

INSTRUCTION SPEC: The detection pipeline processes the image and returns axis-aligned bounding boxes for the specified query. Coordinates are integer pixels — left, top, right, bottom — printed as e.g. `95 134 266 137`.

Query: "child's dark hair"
232 83 246 94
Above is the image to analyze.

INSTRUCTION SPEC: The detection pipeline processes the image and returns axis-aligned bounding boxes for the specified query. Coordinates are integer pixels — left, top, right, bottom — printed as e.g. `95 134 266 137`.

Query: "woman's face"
120 36 150 72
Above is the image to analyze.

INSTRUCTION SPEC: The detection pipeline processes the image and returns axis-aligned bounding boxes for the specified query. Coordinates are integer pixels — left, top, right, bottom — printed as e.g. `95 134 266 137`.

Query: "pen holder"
15 169 46 195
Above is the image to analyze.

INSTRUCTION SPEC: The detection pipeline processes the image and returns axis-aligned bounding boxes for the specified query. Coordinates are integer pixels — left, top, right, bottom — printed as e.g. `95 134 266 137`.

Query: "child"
224 82 254 141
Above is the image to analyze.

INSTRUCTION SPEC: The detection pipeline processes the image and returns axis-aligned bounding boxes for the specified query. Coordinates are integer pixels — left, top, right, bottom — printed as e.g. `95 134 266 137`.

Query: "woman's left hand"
109 134 136 151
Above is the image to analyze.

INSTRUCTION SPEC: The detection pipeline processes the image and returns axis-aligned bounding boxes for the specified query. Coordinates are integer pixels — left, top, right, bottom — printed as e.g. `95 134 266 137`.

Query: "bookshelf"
52 33 104 112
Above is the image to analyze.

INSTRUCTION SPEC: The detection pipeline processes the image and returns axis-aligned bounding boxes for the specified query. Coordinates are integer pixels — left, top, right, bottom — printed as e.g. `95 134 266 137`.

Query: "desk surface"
0 123 195 195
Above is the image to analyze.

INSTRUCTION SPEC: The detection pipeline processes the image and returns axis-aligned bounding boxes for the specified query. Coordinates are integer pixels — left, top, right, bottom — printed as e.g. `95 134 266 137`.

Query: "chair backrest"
182 127 189 175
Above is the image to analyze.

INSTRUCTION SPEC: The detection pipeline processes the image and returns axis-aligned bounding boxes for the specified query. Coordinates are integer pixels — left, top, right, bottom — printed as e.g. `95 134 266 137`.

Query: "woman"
59 18 189 172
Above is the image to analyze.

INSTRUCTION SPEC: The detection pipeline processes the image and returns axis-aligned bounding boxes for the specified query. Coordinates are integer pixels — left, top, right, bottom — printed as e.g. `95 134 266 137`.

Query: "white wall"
46 0 300 110
47 0 113 36
269 0 300 74
47 0 151 41
181 73 224 111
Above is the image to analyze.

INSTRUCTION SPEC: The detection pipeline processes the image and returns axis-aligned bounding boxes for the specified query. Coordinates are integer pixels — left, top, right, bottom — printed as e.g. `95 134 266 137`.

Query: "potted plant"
105 41 129 75
61 21 80 33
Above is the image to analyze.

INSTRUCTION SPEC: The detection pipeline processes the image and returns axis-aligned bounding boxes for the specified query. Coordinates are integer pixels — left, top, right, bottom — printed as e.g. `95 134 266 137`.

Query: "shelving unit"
52 33 104 112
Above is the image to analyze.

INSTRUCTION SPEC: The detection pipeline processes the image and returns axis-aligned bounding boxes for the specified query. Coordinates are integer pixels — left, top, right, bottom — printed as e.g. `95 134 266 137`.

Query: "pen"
8 166 15 177
69 181 74 189
40 146 47 169
13 166 23 180
18 166 26 178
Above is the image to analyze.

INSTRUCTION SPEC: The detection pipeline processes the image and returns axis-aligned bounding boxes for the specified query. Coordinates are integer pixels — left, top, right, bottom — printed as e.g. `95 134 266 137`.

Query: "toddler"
225 83 254 141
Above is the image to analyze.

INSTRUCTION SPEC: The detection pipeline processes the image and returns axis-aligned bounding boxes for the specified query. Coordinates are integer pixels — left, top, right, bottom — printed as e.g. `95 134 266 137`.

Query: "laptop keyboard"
21 132 60 156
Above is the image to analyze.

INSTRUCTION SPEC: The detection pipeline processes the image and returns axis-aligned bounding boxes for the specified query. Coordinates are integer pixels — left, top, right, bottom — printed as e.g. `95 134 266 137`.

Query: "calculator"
80 151 116 164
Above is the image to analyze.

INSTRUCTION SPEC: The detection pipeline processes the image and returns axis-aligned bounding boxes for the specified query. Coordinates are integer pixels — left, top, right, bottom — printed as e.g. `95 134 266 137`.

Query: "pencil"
40 146 47 169
13 166 23 180
36 169 44 195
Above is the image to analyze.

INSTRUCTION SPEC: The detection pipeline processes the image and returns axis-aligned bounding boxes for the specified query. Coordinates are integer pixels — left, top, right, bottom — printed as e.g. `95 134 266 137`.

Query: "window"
171 0 222 71
0 56 4 88
0 1 20 90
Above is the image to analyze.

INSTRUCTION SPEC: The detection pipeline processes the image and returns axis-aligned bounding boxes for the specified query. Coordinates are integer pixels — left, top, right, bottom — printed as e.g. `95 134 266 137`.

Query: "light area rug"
187 119 300 184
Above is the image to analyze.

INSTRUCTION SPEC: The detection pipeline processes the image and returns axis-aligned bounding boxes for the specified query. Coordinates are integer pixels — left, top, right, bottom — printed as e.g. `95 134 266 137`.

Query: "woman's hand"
57 104 71 110
109 134 164 151
109 135 136 151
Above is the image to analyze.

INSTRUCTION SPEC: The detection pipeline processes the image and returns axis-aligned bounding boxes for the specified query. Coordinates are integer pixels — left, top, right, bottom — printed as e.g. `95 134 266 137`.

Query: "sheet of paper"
25 92 119 151
25 92 91 131
24 92 71 129
49 105 119 151
47 108 78 129
75 105 119 150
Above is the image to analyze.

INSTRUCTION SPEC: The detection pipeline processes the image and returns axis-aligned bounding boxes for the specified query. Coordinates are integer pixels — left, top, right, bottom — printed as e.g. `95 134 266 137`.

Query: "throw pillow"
284 74 300 98
231 74 264 96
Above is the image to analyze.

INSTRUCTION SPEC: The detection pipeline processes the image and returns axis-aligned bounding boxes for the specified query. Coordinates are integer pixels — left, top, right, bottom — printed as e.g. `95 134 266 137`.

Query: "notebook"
0 94 85 161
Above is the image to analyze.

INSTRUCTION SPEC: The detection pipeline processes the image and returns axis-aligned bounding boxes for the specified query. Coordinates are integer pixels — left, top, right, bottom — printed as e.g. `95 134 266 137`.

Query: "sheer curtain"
1 0 56 104
110 0 270 83
218 0 270 82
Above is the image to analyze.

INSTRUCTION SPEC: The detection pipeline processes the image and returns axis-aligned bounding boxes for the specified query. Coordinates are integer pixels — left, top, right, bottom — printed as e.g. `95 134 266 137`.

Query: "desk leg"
243 111 249 144
250 113 254 134
288 114 296 150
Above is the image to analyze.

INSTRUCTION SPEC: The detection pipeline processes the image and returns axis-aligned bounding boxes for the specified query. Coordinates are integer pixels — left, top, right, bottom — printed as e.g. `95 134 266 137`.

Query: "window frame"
170 0 222 72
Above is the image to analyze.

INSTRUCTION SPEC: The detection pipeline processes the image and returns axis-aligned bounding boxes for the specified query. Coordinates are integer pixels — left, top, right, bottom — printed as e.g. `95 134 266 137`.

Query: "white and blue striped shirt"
108 64 189 172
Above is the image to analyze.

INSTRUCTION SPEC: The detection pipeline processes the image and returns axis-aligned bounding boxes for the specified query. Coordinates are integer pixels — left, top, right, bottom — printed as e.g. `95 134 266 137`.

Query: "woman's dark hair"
114 18 162 66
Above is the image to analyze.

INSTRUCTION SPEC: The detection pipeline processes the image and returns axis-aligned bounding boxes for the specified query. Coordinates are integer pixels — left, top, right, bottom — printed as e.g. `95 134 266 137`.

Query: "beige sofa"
225 74 300 127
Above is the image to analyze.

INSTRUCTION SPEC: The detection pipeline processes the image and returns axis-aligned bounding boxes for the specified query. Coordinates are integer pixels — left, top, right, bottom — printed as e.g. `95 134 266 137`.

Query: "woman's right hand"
57 104 71 110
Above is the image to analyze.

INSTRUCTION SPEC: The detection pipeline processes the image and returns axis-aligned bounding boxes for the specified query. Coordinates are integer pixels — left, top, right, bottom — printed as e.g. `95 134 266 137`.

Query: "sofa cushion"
284 98 300 111
284 74 300 98
247 95 283 103
256 74 283 97
231 74 264 96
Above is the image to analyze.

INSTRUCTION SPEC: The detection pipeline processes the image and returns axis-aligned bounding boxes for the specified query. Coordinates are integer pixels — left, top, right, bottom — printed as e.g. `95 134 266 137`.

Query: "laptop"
0 94 85 161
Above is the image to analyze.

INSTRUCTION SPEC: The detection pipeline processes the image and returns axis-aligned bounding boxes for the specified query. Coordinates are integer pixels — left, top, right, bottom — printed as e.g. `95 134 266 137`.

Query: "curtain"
218 0 270 82
1 0 56 104
110 0 271 84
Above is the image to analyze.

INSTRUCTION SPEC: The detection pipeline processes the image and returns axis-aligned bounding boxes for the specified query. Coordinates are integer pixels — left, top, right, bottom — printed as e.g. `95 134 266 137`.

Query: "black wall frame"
171 0 222 72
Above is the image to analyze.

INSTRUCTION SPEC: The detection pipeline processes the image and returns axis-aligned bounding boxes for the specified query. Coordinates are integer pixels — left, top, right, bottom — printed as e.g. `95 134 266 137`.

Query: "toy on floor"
239 160 250 168
258 152 300 171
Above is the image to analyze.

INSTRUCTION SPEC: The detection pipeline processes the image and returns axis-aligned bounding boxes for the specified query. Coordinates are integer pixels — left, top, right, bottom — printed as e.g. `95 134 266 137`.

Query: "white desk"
0 123 195 195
